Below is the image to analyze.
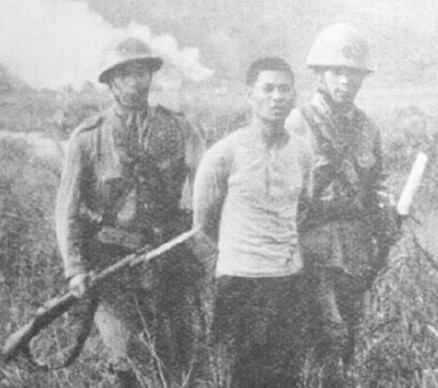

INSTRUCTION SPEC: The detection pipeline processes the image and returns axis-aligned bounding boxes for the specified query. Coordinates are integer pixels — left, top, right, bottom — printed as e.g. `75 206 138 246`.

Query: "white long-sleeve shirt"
193 126 313 278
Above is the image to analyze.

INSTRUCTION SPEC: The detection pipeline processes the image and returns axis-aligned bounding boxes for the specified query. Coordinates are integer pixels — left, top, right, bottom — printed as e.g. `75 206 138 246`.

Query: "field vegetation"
1 77 438 387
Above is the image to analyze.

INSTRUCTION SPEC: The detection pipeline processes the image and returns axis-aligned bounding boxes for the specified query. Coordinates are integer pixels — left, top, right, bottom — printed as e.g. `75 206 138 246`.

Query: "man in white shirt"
193 57 314 388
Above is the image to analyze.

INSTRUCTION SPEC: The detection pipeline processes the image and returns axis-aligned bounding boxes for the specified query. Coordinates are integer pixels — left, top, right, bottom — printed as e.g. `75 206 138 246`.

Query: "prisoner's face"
109 60 153 109
249 70 296 125
319 67 367 107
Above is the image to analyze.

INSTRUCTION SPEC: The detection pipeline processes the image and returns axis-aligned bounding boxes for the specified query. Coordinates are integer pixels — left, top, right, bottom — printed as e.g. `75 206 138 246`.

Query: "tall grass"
1 87 438 387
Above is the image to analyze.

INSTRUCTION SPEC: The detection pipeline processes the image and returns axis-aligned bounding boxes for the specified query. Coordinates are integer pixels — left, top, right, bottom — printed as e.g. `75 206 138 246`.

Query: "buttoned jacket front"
56 104 191 278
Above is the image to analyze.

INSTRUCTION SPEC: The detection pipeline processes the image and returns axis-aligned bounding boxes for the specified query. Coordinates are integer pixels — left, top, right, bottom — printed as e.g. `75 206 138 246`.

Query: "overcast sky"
0 0 436 90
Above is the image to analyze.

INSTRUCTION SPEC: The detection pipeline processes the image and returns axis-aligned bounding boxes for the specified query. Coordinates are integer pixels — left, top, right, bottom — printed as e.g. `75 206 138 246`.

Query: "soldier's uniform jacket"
289 91 384 229
56 104 200 278
287 91 391 278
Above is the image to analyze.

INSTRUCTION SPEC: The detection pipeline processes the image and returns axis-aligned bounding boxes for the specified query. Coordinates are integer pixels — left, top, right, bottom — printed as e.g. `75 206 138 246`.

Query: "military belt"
96 226 148 251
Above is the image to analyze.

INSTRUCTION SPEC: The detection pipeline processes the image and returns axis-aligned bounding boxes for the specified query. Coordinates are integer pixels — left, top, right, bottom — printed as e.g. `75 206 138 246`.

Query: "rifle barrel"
1 227 200 364
2 292 77 362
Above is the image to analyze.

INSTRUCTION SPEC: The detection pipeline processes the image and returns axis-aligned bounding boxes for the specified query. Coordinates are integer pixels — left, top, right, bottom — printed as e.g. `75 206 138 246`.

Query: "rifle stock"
1 227 200 364
397 152 428 216
2 292 77 362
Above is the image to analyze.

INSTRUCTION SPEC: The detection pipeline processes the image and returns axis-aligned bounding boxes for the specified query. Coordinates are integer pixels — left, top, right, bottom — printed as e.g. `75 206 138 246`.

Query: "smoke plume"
0 0 213 90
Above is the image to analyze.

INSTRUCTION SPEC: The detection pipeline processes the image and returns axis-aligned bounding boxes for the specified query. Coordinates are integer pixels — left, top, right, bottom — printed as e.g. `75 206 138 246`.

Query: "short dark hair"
246 56 294 86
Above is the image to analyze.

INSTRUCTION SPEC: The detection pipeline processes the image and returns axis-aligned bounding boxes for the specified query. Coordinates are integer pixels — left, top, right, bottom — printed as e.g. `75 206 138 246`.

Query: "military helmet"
98 36 163 84
306 23 372 73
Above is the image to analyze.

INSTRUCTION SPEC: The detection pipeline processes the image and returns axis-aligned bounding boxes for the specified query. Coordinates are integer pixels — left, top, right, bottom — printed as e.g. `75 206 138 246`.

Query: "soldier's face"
248 71 296 125
109 61 153 109
319 67 367 106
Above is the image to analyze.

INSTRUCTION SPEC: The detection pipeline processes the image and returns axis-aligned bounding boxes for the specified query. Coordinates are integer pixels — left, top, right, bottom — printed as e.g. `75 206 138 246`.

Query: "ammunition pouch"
95 209 193 252
97 226 148 252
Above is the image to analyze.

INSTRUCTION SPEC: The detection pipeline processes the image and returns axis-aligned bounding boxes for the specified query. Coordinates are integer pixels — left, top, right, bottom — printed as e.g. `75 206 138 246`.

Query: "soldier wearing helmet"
287 24 399 387
56 35 206 388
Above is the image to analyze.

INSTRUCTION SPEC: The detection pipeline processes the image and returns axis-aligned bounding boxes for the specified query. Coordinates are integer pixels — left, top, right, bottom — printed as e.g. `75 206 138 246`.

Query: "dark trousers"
300 220 375 388
307 267 366 388
91 243 208 388
212 273 310 388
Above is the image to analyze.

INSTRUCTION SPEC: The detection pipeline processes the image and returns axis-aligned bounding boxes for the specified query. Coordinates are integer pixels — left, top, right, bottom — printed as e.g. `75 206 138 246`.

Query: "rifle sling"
53 293 99 369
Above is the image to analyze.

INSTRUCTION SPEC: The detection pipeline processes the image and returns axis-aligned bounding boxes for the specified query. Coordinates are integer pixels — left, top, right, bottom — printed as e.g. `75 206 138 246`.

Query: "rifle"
1 227 200 367
396 152 428 217
370 152 428 282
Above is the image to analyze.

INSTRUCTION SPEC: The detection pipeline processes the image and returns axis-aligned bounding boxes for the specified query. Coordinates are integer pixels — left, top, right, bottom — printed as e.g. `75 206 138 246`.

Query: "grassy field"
1 85 438 387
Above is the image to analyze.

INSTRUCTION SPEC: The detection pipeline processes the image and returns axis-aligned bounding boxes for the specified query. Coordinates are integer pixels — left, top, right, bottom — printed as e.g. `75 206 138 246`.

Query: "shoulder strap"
72 114 104 137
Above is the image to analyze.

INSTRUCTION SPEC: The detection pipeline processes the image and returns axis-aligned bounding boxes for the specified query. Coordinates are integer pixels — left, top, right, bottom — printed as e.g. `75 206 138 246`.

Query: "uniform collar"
316 89 356 122
309 91 364 151
112 101 148 121
241 123 290 152
109 103 153 147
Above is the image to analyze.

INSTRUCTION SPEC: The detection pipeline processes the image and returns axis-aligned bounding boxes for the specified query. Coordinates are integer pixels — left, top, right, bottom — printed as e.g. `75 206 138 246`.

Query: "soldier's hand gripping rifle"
371 152 428 281
395 152 438 272
1 227 201 368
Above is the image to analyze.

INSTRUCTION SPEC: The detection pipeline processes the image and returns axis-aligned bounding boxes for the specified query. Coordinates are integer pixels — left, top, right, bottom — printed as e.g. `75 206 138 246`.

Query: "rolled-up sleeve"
55 132 90 278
